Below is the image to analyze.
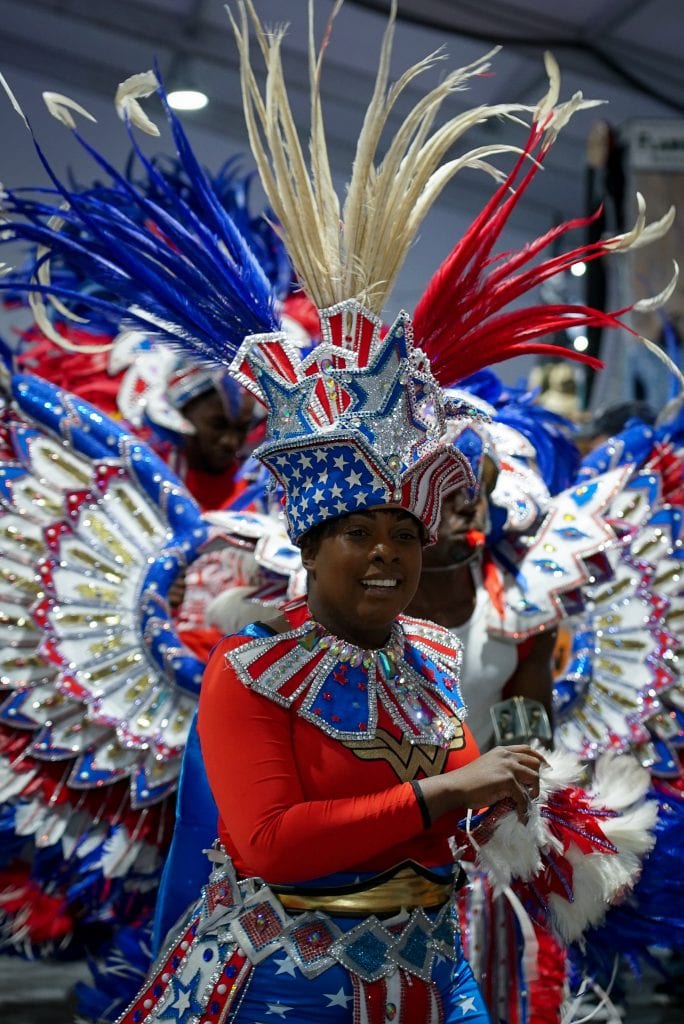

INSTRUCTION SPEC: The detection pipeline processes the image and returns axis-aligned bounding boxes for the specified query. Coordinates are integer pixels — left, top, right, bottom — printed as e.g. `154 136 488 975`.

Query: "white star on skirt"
459 996 478 1015
273 955 298 977
324 987 354 1008
175 989 191 1016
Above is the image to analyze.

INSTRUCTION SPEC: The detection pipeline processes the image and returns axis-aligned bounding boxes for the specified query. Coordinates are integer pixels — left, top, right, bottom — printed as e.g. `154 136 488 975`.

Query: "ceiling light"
167 88 209 111
573 335 589 352
570 261 587 277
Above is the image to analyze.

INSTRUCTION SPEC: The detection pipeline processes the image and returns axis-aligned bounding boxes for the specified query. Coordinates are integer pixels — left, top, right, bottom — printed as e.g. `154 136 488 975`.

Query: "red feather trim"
0 862 75 943
528 924 566 1024
412 116 649 385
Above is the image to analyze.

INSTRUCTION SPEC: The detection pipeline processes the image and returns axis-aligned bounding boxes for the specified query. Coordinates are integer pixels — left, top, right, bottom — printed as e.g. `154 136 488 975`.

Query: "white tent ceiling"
0 0 682 316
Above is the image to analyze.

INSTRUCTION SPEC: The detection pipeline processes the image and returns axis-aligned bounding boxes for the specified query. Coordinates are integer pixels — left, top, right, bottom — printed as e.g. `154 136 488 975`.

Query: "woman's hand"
416 745 547 823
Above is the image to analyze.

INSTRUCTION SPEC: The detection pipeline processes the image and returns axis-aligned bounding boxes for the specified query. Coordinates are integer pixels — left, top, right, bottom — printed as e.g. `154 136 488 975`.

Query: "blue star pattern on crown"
263 438 394 537
230 300 472 539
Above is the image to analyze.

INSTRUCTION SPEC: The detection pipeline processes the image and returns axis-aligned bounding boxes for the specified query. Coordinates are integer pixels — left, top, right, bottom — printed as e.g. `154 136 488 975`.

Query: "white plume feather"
0 71 29 127
43 91 97 129
632 261 679 312
463 748 657 944
115 71 161 136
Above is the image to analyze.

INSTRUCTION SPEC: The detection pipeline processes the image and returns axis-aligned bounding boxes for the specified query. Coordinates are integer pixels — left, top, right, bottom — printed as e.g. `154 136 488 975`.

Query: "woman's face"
301 508 423 648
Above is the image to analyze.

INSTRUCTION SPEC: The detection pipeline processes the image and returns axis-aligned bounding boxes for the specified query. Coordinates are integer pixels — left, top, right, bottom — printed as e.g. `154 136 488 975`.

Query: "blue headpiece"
231 301 472 541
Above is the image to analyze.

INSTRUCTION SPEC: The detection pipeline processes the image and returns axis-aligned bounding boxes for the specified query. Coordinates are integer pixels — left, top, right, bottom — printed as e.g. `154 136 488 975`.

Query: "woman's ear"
482 454 499 495
300 542 317 573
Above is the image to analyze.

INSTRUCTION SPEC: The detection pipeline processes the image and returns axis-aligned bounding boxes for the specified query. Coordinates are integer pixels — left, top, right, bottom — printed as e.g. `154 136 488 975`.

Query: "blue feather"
74 921 154 1023
459 369 581 493
0 69 284 371
575 788 684 970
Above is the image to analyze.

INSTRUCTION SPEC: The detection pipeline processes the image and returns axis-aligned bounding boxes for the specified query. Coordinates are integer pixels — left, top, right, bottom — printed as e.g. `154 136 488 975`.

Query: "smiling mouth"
360 579 399 589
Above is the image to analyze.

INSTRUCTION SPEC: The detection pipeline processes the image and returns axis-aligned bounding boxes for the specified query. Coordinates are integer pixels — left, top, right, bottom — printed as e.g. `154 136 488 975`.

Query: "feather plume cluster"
2 0 678 397
412 70 680 387
458 749 657 944
229 1 679 393
0 70 282 368
228 0 536 314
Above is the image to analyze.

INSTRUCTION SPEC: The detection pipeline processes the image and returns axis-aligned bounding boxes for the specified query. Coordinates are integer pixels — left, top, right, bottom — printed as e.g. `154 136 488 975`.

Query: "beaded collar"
225 615 467 747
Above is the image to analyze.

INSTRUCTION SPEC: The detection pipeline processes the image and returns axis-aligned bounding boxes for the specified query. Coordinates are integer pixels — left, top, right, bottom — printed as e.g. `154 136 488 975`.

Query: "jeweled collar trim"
225 615 467 747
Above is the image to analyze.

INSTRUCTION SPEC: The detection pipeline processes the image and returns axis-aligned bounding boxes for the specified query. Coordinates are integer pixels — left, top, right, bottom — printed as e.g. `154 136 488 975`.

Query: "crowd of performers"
1 2 684 1022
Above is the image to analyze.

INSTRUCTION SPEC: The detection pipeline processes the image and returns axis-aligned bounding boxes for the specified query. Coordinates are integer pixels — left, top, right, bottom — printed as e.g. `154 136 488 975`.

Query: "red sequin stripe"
311 373 334 424
455 888 470 954
352 975 364 1024
401 969 431 1022
325 310 344 347
422 455 447 529
361 977 389 1024
431 983 445 1024
400 625 459 663
230 353 256 386
355 313 375 367
260 341 299 382
119 919 198 1024
207 953 252 1024
503 901 521 1024
483 886 497 1017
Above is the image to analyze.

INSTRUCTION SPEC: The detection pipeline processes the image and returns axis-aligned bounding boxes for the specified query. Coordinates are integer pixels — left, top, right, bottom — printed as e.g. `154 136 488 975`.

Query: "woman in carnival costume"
0 0 677 1019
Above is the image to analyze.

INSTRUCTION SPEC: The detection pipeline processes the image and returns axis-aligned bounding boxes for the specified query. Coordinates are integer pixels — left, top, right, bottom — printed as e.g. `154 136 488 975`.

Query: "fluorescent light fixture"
167 88 209 111
570 261 587 277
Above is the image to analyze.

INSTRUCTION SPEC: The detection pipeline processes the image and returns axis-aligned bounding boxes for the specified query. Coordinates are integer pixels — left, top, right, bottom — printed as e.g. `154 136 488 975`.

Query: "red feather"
412 116 648 385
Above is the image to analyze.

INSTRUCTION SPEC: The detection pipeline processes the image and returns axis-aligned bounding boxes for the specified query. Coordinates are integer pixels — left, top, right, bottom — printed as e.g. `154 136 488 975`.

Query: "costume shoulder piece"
553 428 684 769
488 466 632 639
225 615 466 747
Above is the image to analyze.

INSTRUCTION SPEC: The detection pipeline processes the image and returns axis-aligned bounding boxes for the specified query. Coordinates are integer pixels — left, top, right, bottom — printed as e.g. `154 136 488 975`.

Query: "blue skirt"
118 857 490 1024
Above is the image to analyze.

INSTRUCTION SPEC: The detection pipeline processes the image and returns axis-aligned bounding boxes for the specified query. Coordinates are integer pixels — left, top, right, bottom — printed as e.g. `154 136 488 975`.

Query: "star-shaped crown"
230 299 472 540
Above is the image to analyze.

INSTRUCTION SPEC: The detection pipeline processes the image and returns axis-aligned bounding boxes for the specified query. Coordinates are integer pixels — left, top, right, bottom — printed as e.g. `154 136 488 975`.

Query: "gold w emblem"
344 720 465 782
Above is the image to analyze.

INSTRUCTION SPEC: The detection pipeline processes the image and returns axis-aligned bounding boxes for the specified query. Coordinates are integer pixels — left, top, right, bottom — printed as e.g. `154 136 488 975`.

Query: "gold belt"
274 866 453 915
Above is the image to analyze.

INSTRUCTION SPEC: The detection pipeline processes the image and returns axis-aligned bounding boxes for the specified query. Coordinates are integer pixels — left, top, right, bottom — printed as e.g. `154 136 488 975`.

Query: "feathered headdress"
2 145 299 436
222 0 679 539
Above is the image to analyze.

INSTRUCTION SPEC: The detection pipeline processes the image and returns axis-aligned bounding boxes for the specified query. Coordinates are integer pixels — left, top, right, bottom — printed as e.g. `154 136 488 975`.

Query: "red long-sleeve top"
198 629 480 885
